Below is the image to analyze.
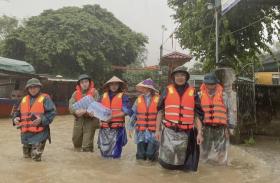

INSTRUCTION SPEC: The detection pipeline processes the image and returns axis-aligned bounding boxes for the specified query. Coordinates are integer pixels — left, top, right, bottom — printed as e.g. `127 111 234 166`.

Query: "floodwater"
0 115 279 183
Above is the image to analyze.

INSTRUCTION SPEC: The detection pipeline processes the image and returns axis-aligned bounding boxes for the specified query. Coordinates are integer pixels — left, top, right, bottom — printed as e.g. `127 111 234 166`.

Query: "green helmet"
25 78 42 89
171 66 190 81
77 74 91 84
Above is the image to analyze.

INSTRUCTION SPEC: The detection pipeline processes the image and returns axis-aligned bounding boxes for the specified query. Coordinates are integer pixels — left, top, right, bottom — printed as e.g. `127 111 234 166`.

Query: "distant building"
256 53 280 85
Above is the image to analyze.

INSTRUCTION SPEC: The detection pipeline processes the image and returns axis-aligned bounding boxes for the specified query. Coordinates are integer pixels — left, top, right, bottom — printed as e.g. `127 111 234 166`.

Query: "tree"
0 5 148 86
0 15 18 40
168 0 280 72
188 62 204 74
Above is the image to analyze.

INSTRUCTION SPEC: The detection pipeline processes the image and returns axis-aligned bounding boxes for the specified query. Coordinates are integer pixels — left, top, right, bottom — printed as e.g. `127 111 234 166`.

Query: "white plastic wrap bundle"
72 96 94 110
87 101 112 121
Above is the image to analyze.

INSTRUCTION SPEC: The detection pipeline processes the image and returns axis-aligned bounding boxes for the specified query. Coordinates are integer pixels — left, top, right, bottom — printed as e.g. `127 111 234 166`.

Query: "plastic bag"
72 95 94 110
87 101 112 121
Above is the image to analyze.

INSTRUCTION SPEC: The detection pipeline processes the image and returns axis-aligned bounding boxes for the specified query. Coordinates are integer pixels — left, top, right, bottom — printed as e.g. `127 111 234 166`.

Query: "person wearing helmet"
12 78 56 161
155 66 204 171
68 74 99 152
199 73 235 165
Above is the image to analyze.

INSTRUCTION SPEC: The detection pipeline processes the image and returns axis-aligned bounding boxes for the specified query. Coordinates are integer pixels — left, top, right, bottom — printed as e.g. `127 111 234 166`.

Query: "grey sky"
0 0 193 66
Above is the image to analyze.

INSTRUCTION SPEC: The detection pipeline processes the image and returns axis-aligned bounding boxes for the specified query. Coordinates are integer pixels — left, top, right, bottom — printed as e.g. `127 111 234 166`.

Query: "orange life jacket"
136 94 159 132
19 93 48 133
100 92 125 128
75 81 95 101
163 84 195 130
200 83 227 126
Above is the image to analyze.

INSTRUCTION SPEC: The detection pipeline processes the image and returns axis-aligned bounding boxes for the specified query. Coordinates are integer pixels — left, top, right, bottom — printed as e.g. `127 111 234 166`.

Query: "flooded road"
0 115 279 183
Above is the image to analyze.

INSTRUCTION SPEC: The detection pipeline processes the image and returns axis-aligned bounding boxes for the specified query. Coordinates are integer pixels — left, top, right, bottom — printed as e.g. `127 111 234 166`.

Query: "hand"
88 112 95 118
229 129 234 136
128 130 133 138
225 129 229 139
32 116 42 126
155 130 161 141
196 132 203 145
105 115 112 123
13 117 20 125
75 109 87 117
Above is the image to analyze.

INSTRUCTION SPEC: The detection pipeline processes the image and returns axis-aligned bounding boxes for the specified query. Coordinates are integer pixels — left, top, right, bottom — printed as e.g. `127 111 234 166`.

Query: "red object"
100 92 125 128
136 94 159 132
163 84 195 130
75 81 95 101
200 83 227 125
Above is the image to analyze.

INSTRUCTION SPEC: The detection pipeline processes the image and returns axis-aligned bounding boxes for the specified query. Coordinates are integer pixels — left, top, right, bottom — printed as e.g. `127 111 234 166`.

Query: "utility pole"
215 7 219 67
160 25 167 59
207 0 220 68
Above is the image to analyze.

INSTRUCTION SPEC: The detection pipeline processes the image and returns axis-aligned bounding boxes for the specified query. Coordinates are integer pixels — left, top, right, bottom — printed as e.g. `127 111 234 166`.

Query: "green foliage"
188 62 204 74
0 5 148 86
168 0 280 72
0 15 18 40
122 65 168 92
244 136 256 146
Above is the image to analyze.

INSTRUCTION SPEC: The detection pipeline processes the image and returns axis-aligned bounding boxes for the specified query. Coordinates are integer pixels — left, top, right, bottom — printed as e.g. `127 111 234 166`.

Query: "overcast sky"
0 0 195 66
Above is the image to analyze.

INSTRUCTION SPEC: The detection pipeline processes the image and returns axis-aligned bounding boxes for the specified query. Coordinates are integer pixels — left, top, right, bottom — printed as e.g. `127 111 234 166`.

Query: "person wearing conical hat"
12 78 56 161
97 76 132 158
128 78 160 161
68 74 100 152
155 66 204 171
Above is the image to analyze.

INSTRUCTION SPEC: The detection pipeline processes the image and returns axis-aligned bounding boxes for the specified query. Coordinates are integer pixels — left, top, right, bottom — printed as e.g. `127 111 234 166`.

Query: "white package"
72 95 94 110
87 101 112 121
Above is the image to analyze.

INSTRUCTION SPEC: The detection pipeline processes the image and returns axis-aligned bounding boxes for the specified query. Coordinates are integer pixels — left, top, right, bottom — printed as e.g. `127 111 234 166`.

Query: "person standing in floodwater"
97 76 132 158
69 74 99 152
199 73 236 165
128 78 160 161
12 78 56 161
155 66 204 171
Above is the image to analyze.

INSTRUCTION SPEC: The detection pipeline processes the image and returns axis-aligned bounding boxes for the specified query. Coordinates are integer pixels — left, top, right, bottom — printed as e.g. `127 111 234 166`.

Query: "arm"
93 89 100 101
68 92 77 115
194 92 204 144
120 95 132 116
155 88 167 140
12 105 21 126
127 101 137 131
194 92 204 123
155 110 163 140
223 92 236 129
41 96 57 126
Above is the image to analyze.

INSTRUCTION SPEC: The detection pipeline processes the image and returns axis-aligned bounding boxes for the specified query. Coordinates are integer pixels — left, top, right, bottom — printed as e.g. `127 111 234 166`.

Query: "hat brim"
171 70 190 81
204 80 218 84
25 83 42 89
77 78 91 84
103 82 127 91
136 83 159 93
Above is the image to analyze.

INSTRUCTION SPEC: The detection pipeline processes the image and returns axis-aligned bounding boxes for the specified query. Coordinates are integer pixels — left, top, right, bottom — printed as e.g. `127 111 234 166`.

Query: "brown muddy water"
0 115 279 183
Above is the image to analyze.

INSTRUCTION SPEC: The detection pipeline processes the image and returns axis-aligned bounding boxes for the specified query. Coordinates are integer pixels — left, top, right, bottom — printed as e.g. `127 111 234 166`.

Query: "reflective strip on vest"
19 94 47 133
163 85 195 130
101 92 125 128
136 95 159 132
200 84 227 126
